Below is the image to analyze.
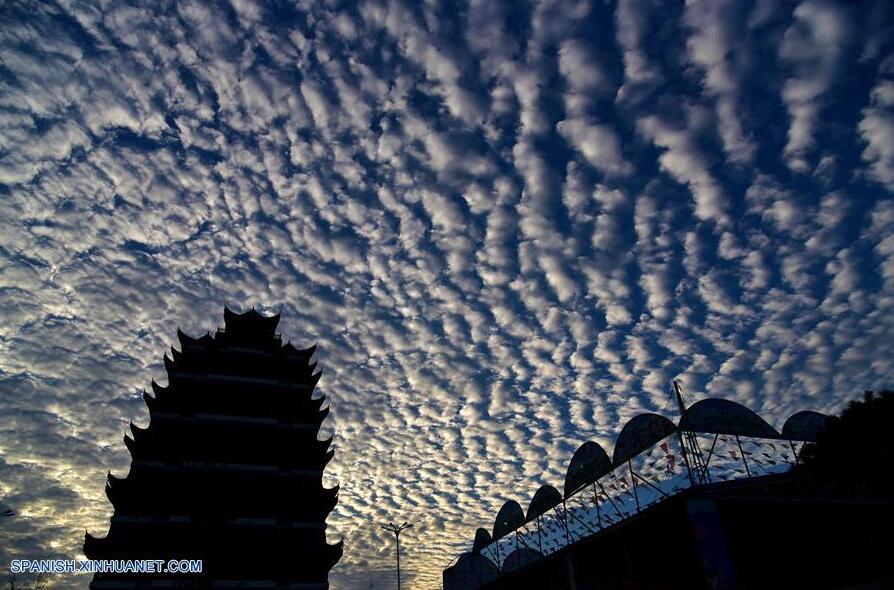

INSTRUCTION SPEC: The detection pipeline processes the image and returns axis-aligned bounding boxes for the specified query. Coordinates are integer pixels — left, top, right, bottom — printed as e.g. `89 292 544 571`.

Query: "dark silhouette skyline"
798 389 894 487
446 387 894 589
84 308 341 588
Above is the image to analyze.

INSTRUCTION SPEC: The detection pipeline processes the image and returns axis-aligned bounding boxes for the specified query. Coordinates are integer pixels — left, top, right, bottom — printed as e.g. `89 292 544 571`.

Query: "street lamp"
380 521 412 590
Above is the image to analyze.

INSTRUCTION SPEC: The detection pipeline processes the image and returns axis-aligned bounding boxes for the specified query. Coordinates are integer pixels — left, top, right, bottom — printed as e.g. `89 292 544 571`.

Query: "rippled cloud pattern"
1 0 893 588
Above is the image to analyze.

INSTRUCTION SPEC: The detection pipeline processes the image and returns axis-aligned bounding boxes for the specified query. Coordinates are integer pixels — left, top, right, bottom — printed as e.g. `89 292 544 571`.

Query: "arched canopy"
444 552 500 587
526 485 562 521
612 413 677 466
564 441 612 498
679 398 780 438
492 500 525 540
782 410 829 442
472 528 492 554
501 547 543 573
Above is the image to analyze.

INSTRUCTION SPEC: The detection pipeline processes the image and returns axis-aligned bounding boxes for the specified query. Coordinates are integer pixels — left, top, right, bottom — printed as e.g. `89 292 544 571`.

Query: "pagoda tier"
103 470 339 521
145 379 327 422
123 418 334 467
85 308 342 589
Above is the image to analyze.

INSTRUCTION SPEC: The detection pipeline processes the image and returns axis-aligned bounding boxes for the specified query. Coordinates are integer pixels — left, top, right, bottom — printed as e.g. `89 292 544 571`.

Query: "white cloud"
637 112 729 223
1 3 891 589
859 74 894 192
684 0 756 163
779 0 851 171
557 118 631 177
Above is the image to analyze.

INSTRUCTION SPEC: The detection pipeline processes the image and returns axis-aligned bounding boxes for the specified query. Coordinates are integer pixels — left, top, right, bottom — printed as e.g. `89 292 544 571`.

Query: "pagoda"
84 308 342 589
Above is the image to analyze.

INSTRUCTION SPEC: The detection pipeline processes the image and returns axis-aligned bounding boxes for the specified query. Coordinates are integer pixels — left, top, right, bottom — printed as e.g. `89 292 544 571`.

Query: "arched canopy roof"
782 410 829 442
526 485 562 521
472 528 492 554
445 552 500 577
564 441 612 498
679 398 780 438
501 547 543 573
492 500 525 540
612 413 677 466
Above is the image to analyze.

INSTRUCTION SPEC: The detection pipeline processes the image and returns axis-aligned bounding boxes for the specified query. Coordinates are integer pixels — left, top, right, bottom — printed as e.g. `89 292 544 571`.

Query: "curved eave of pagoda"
282 341 316 360
105 472 126 506
163 353 176 375
325 539 345 569
316 405 331 425
177 327 197 347
122 431 334 465
83 532 109 559
322 484 340 507
177 327 213 351
322 450 335 469
123 434 137 457
319 486 340 519
129 421 147 440
150 379 168 398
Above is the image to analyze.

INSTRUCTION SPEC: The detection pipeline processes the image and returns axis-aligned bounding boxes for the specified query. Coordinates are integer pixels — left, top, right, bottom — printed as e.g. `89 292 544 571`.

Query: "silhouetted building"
85 308 342 589
445 389 894 589
447 472 894 589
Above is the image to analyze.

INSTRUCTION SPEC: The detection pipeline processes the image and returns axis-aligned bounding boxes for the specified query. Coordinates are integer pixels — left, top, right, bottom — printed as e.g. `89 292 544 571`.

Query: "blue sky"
1 0 893 588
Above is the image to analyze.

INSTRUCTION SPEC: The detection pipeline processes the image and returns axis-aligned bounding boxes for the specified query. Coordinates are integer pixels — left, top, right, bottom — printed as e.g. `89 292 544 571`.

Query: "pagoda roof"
283 341 317 358
223 307 281 339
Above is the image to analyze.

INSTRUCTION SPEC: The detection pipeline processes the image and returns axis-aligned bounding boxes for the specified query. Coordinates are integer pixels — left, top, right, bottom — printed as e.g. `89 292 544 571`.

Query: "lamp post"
381 521 412 590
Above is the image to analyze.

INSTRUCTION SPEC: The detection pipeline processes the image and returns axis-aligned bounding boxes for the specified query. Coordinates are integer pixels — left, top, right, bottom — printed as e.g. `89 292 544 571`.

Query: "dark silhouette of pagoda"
84 308 342 589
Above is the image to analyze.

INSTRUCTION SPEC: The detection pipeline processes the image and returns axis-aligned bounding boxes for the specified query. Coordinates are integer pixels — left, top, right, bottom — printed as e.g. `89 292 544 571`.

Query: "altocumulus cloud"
1 0 894 588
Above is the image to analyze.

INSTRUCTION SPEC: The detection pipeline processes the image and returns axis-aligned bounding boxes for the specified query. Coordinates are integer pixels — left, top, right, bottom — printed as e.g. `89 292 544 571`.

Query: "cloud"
684 0 756 164
557 119 631 177
636 110 729 224
859 62 894 191
1 2 893 590
779 0 852 172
